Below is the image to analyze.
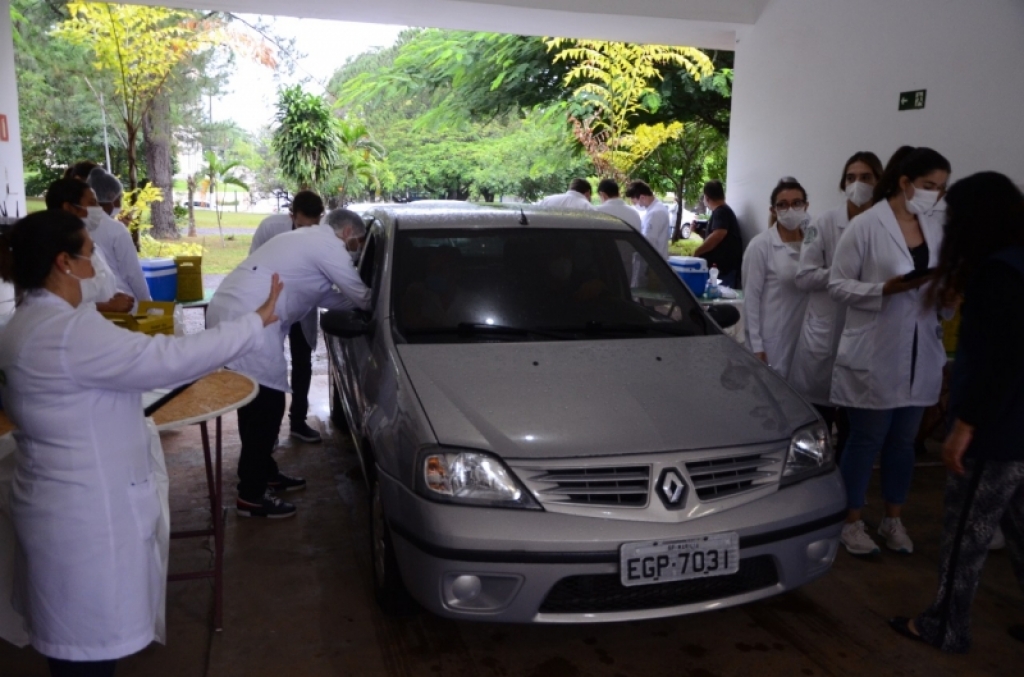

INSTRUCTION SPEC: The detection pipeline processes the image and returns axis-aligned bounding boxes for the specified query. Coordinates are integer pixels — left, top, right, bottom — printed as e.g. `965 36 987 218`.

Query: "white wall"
0 0 25 222
727 0 1024 241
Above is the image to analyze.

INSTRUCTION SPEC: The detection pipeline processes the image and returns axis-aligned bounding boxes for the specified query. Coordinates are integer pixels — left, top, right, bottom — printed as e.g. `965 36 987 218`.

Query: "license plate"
620 532 740 587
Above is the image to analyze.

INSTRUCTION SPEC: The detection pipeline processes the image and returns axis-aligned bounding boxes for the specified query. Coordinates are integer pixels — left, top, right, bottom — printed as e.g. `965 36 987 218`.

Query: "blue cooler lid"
668 256 708 272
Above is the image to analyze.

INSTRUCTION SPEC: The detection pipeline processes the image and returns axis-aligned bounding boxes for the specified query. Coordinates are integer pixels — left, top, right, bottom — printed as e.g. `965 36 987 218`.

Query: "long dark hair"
872 146 951 205
929 172 1024 307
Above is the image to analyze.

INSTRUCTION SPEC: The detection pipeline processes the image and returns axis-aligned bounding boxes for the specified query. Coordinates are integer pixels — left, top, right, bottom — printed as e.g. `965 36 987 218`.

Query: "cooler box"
141 257 177 302
669 256 709 296
174 256 203 302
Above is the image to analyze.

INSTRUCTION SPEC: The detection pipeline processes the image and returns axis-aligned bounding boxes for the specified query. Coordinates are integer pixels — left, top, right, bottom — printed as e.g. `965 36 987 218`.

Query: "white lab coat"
789 206 850 404
742 227 808 380
0 291 264 661
90 213 151 302
207 224 371 392
828 200 945 409
536 190 594 211
250 214 318 350
596 198 641 230
639 199 671 259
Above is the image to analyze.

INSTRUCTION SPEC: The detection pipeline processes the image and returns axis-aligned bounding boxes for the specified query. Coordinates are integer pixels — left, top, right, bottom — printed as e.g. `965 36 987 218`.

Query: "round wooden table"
150 370 257 632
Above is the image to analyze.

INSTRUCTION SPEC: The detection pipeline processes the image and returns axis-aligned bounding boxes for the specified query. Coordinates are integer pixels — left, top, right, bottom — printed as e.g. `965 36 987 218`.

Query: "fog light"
442 573 523 612
451 575 482 602
805 538 839 575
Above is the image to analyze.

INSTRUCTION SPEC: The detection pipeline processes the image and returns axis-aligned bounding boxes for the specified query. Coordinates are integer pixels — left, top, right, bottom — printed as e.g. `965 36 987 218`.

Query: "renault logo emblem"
656 468 688 510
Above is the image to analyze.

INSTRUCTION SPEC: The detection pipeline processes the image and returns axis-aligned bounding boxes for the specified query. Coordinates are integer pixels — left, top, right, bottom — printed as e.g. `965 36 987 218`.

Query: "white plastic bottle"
705 264 721 299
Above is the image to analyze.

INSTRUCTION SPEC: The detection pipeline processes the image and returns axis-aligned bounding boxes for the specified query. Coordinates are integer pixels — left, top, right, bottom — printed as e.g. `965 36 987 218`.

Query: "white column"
0 0 26 220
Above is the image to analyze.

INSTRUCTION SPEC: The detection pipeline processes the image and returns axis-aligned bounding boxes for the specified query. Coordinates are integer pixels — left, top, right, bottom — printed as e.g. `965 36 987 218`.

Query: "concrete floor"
3 371 1023 676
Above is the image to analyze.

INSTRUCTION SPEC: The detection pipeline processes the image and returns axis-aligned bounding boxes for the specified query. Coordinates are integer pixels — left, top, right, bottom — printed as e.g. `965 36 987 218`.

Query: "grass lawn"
190 209 265 229
669 235 705 257
178 235 253 275
28 196 267 229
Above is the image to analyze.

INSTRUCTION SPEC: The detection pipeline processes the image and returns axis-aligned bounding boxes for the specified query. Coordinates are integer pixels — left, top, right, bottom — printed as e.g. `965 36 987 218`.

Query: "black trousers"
48 658 117 677
236 385 286 502
288 322 313 427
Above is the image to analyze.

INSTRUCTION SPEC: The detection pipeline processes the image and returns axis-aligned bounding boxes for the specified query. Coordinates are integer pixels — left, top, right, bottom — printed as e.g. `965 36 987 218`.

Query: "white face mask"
776 208 809 232
905 186 941 216
845 181 874 207
81 206 105 231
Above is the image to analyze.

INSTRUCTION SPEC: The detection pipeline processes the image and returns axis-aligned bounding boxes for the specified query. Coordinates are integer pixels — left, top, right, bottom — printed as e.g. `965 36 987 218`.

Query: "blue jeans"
840 406 925 510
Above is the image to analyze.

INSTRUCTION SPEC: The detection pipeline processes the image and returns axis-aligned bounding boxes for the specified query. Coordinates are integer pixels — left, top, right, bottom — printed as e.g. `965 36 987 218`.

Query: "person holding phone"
828 146 951 556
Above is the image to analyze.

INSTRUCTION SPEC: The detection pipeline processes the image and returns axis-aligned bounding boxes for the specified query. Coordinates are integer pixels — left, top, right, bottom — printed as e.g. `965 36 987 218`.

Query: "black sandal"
889 617 927 643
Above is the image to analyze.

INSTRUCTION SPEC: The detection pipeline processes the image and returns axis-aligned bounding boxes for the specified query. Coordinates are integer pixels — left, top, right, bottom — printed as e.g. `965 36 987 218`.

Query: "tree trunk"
186 174 197 237
143 92 178 240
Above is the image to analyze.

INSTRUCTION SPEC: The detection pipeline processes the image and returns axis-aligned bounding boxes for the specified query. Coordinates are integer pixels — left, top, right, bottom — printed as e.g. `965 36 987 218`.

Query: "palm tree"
202 151 249 245
329 119 386 207
271 85 341 191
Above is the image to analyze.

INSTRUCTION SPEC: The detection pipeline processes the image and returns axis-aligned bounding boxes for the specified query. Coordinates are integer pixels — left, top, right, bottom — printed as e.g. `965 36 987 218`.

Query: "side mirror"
706 304 740 329
321 309 371 338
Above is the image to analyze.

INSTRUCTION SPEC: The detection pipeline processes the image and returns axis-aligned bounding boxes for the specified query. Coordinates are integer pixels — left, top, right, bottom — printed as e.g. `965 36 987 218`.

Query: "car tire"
681 225 692 240
370 476 416 616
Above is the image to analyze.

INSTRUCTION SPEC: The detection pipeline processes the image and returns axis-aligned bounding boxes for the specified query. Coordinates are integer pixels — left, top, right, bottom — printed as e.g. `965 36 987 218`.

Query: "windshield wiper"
403 323 571 340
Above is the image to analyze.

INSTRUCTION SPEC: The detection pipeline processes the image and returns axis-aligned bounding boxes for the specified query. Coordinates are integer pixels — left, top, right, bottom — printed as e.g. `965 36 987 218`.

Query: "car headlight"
782 422 835 485
420 450 541 509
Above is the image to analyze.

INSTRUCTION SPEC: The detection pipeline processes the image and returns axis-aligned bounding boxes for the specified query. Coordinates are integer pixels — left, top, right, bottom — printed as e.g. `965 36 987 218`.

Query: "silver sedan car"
324 205 844 623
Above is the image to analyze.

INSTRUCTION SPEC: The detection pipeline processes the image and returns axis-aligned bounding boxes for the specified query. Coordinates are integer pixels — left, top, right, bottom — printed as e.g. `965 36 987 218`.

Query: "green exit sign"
899 90 927 111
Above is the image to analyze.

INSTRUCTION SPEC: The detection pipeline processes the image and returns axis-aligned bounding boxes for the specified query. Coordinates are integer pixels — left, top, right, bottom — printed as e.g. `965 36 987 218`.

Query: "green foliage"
636 121 728 209
202 150 249 242
668 236 705 258
271 85 341 190
139 234 204 258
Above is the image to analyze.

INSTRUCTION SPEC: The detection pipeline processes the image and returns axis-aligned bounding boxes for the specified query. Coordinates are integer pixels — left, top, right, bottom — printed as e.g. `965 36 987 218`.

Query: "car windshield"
392 227 710 343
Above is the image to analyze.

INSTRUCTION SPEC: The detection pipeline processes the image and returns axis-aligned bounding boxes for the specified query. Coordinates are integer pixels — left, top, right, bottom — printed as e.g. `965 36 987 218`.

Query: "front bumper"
382 469 845 623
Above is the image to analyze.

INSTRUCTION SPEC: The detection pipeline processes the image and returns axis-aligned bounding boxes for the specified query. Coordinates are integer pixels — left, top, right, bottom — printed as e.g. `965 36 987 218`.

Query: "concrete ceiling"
133 0 769 49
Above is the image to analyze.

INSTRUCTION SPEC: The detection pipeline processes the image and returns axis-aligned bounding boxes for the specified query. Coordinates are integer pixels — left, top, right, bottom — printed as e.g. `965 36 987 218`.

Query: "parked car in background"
324 204 843 623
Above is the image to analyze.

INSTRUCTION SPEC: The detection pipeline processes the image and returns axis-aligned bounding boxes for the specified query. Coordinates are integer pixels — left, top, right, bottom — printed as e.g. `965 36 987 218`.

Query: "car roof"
363 203 635 232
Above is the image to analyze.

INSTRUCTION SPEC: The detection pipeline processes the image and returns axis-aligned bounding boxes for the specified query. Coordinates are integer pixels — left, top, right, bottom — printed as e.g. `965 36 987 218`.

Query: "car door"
337 220 386 439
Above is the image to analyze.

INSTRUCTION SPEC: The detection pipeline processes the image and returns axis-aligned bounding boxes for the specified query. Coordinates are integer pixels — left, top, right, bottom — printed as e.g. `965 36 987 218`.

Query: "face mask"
845 181 874 207
66 259 101 305
905 186 941 216
776 208 809 231
547 258 572 281
81 206 105 231
349 248 361 264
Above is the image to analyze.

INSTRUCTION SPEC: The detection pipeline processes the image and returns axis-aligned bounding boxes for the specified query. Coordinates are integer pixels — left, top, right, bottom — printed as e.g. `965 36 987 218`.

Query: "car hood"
397 336 816 459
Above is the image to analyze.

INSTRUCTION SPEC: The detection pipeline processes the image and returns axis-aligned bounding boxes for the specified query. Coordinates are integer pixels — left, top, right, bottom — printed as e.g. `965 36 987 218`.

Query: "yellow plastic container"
175 256 203 302
103 301 176 335
942 305 962 354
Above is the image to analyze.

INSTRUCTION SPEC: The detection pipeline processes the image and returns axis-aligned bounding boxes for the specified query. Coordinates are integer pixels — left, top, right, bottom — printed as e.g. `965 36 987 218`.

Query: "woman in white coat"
829 147 951 556
742 178 811 380
790 152 884 446
0 211 282 677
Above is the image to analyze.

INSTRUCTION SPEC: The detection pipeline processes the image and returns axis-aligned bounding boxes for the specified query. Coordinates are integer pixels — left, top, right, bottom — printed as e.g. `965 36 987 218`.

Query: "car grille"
524 465 651 507
684 452 781 501
539 555 778 614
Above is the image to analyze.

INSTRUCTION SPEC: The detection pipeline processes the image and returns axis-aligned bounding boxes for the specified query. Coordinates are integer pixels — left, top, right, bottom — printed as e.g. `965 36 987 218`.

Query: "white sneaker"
878 517 914 554
990 526 1006 550
841 520 881 555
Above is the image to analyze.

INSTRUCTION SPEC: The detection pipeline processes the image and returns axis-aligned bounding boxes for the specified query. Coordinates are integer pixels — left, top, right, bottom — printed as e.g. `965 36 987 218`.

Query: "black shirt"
949 251 1024 461
703 204 743 279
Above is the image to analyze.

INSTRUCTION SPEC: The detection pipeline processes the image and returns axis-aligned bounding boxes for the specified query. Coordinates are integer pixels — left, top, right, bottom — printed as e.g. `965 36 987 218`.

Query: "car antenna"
518 208 529 226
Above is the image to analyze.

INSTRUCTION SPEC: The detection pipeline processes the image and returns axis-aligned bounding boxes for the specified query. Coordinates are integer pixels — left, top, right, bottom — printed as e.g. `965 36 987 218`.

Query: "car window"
392 227 709 343
359 223 386 310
